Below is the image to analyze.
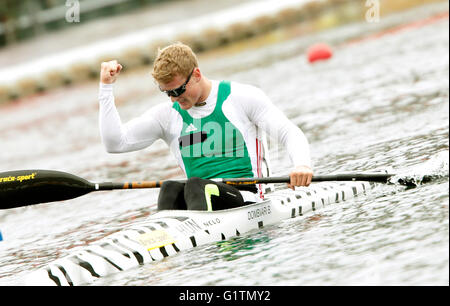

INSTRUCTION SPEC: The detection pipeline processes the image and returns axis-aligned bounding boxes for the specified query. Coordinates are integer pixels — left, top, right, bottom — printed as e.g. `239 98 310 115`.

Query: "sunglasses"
160 69 194 97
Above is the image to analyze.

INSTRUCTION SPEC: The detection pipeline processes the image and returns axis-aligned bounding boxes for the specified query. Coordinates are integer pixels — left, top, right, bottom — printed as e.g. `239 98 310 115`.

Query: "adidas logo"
185 123 198 133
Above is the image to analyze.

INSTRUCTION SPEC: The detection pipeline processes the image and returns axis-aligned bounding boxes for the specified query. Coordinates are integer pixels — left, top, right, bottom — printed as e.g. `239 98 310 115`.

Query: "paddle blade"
0 170 95 209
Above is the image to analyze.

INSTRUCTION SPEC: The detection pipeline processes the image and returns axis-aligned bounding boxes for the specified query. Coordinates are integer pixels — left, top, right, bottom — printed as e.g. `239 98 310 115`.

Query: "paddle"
0 169 397 209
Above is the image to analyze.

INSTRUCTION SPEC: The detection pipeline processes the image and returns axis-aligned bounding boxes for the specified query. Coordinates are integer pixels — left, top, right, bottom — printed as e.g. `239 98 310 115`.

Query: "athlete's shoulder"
141 101 180 121
229 81 265 94
157 101 175 111
228 81 271 104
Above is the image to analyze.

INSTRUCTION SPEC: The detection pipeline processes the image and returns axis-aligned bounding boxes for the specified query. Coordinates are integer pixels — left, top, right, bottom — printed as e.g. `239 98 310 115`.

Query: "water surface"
0 6 448 286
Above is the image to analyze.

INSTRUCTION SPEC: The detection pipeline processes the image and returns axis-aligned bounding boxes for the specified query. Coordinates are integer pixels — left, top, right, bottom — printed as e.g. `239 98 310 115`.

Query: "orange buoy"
307 43 333 63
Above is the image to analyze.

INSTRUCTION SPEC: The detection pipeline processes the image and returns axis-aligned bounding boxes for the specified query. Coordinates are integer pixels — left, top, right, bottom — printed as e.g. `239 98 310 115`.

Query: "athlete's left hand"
288 165 313 189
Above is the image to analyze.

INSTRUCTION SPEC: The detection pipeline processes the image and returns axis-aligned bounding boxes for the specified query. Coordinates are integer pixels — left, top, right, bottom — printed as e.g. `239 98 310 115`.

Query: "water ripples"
0 8 448 285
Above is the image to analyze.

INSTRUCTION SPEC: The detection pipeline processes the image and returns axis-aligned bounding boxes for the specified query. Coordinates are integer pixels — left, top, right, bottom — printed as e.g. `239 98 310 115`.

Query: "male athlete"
99 42 313 211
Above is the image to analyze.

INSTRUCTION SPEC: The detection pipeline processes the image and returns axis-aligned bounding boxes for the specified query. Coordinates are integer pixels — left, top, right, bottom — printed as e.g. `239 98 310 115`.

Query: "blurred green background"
0 0 177 47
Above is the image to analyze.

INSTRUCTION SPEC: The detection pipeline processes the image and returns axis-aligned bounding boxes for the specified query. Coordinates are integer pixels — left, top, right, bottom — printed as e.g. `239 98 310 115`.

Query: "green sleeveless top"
172 81 253 179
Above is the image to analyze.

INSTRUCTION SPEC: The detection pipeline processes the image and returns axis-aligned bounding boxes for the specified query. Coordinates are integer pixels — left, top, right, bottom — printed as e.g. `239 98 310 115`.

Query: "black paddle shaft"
0 169 395 209
221 173 393 185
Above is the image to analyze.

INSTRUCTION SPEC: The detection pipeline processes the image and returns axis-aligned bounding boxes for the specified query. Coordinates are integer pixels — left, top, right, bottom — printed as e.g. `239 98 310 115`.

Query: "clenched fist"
100 60 123 84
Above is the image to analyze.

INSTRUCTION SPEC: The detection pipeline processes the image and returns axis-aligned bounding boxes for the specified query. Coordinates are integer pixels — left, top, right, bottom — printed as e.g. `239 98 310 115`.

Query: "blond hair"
151 42 198 84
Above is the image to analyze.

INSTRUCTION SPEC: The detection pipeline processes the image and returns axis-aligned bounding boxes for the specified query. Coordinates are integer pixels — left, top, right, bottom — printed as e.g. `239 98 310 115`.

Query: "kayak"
24 180 372 286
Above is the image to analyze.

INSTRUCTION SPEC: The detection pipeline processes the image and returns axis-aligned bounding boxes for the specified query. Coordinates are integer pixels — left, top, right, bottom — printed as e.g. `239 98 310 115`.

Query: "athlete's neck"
195 78 212 107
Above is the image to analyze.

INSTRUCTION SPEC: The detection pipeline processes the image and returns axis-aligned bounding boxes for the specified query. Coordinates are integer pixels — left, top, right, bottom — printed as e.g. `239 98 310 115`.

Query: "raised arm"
98 60 163 153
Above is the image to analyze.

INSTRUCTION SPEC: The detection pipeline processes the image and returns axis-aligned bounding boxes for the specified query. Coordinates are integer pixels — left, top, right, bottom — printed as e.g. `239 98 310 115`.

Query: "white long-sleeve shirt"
98 80 311 179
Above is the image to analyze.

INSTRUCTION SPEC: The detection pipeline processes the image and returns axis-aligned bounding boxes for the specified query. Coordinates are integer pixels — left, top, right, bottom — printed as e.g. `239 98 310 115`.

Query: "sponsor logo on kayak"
175 219 202 235
203 218 221 227
137 230 176 251
248 205 271 220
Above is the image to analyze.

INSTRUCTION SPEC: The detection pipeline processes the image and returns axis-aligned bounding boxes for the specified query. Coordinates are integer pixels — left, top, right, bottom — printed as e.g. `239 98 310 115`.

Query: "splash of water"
390 150 449 187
